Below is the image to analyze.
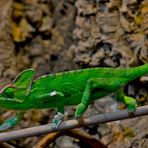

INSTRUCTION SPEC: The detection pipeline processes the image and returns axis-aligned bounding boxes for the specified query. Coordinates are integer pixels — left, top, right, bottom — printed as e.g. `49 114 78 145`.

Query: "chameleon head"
0 69 35 109
0 85 26 110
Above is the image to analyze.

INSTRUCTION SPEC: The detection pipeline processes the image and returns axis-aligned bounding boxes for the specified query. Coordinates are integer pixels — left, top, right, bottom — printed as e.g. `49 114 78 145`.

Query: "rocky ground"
0 0 147 147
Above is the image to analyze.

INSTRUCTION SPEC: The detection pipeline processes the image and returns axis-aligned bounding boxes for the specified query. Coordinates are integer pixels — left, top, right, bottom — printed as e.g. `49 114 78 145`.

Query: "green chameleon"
0 64 147 131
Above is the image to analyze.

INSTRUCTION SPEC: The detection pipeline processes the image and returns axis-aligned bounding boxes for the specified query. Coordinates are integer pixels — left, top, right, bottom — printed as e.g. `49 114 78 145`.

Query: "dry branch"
0 105 148 142
34 129 107 148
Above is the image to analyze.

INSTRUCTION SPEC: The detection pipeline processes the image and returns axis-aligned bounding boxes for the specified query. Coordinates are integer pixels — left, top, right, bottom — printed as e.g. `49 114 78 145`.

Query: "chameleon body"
0 64 148 130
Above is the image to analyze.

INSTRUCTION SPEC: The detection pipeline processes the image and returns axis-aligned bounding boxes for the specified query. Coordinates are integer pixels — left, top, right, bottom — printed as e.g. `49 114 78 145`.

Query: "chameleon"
0 64 147 131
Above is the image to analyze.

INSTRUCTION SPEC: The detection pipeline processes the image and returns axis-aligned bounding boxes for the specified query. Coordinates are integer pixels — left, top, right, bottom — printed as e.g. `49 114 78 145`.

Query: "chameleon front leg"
37 90 66 128
115 88 137 113
49 91 67 128
0 112 24 131
52 103 64 128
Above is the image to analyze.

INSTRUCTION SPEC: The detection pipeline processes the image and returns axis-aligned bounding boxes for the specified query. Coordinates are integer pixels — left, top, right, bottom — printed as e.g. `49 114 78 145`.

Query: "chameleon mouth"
0 106 22 112
0 96 22 111
0 104 15 111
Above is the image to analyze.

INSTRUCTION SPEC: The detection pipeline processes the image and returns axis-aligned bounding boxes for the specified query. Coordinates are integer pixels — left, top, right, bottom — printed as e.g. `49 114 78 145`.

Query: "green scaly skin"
0 64 148 131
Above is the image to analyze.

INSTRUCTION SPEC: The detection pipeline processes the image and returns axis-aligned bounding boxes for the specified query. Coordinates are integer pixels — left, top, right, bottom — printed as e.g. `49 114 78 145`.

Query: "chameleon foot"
127 105 137 117
124 96 137 117
52 112 68 128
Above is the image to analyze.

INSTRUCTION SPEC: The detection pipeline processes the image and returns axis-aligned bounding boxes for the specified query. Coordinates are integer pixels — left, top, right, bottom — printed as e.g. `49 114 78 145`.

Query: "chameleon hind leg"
75 78 116 117
115 88 137 114
75 77 129 117
0 112 24 131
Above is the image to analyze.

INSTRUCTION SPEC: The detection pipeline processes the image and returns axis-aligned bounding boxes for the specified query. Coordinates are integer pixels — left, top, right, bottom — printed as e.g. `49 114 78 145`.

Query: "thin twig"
0 105 148 142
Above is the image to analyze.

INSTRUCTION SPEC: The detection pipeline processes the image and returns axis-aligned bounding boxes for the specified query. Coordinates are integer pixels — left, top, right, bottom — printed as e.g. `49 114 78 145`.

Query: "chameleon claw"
127 104 137 117
52 125 58 131
52 112 64 128
128 111 136 117
128 106 136 117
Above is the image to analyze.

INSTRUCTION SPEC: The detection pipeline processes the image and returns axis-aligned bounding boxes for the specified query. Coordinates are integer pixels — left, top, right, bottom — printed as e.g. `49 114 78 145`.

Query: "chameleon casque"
0 64 148 131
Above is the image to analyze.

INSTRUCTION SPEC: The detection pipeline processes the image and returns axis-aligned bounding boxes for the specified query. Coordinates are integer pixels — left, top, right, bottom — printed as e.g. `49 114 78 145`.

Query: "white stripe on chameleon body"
50 91 57 96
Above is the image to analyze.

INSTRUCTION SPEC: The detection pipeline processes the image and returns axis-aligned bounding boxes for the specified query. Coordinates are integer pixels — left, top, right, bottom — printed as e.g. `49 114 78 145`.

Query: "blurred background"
0 0 147 147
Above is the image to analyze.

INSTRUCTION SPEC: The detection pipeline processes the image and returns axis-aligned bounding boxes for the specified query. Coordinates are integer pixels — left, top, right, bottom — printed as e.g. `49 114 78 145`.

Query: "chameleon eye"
3 87 14 98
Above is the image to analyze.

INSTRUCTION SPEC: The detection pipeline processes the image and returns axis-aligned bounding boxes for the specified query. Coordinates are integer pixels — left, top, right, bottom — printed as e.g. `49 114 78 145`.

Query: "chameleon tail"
126 64 148 81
